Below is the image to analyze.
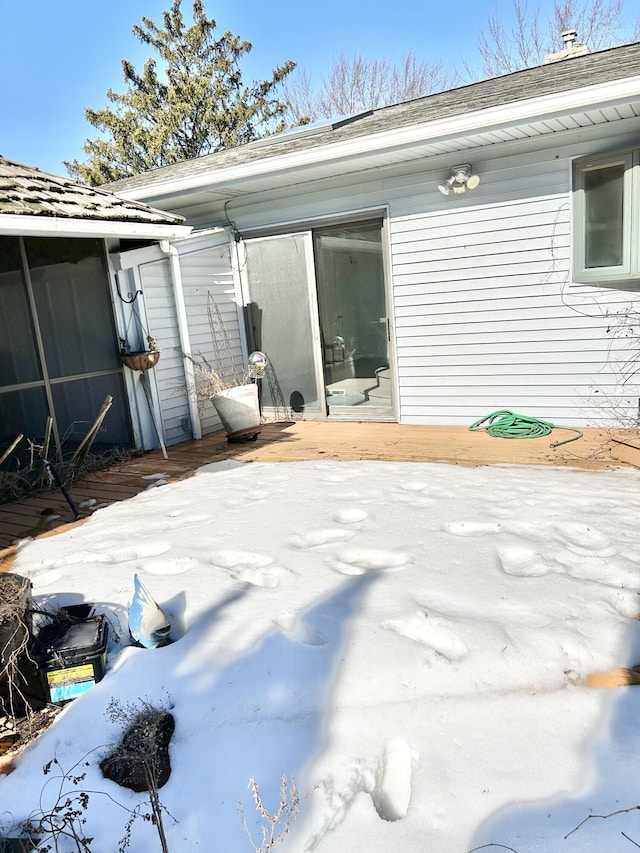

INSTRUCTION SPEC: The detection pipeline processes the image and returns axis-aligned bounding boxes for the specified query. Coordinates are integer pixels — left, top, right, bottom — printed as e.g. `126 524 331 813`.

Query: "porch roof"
0 157 192 239
107 41 640 207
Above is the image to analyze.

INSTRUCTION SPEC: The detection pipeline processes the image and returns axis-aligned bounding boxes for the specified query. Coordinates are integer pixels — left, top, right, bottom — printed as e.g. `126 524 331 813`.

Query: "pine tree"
65 0 296 185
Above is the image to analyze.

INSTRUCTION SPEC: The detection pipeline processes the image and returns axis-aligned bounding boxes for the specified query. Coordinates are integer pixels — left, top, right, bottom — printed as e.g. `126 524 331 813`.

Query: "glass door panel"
243 233 324 417
313 222 393 418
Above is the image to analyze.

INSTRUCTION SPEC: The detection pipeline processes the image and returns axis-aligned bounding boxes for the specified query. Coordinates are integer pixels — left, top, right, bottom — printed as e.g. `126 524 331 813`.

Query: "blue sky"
0 0 637 176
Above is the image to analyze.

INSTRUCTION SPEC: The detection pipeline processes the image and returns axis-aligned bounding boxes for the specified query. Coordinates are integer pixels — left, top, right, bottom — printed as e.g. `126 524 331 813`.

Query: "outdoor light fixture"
437 164 480 196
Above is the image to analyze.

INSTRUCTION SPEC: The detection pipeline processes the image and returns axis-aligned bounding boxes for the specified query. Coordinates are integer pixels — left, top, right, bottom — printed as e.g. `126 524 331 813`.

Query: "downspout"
159 240 202 440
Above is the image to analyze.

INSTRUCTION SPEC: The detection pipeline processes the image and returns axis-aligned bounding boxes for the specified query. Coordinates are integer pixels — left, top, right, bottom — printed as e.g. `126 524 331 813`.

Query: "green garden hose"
468 410 583 448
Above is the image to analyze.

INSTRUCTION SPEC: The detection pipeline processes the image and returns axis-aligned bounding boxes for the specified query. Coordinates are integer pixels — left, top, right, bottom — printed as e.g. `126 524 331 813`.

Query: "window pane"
244 235 321 415
0 236 42 385
314 222 392 412
584 164 625 268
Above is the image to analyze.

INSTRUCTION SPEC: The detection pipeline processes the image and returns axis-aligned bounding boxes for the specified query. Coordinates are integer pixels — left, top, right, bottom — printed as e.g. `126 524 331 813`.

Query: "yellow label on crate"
47 664 94 685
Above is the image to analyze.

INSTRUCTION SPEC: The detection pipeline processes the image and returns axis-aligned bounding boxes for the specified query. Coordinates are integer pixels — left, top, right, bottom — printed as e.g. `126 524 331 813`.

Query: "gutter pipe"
160 240 202 440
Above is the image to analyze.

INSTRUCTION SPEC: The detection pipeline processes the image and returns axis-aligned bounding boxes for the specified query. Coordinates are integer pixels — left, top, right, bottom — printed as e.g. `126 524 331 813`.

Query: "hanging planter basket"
120 349 161 372
120 336 160 372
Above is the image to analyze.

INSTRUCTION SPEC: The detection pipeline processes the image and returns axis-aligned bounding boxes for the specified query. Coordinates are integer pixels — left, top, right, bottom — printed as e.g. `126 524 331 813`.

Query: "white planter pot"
212 384 261 440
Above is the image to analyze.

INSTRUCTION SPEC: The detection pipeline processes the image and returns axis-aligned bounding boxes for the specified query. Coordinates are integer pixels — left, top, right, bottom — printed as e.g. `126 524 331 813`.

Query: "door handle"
379 317 390 341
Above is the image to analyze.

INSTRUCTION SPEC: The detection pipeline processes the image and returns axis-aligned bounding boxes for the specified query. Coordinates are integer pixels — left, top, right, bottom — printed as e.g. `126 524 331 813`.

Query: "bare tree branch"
476 0 639 76
284 51 459 123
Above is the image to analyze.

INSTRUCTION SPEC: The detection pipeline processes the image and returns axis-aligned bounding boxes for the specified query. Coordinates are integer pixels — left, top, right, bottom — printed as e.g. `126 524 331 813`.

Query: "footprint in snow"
151 512 212 530
332 508 369 524
288 528 356 549
233 569 281 588
139 556 202 575
330 547 411 575
107 542 173 563
554 522 616 556
497 543 551 578
443 521 502 537
382 611 469 661
371 739 416 822
208 549 282 588
273 611 328 646
398 481 430 492
554 550 637 588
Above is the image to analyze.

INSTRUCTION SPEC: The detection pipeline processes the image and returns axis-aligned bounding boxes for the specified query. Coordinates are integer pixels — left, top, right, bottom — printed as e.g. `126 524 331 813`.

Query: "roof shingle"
0 157 184 224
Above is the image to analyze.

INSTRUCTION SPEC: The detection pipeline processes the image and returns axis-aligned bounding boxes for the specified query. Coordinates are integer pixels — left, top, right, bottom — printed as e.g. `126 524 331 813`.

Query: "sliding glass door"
243 233 325 418
242 220 394 420
314 222 392 417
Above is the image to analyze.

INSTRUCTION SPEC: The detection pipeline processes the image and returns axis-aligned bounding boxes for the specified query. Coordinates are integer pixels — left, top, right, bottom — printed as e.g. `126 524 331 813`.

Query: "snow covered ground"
2 458 640 852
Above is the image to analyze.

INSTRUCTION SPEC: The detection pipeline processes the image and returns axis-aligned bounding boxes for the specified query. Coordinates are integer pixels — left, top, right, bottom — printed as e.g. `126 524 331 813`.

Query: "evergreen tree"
65 0 296 185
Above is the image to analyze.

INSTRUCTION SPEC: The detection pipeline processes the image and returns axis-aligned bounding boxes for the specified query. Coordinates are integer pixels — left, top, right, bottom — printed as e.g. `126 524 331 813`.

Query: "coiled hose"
468 410 583 448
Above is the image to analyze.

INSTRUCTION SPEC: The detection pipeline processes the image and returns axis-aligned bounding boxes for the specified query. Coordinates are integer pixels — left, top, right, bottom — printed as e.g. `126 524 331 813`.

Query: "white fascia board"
0 214 192 240
117 75 640 202
112 225 228 270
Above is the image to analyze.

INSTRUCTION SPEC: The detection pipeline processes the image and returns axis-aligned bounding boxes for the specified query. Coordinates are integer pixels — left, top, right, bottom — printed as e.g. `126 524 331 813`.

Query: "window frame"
573 150 638 284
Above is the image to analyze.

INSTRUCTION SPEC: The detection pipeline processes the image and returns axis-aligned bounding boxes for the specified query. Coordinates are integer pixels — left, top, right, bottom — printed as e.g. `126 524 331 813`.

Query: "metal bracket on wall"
115 275 143 304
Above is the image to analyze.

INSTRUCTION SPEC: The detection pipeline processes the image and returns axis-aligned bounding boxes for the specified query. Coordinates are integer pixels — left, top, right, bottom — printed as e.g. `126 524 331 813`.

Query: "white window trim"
573 149 640 285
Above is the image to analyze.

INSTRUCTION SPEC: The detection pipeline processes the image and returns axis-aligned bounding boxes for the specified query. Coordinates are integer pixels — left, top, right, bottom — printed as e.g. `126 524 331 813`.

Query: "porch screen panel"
244 235 321 415
19 236 132 451
24 237 121 377
51 374 132 449
0 388 49 447
0 236 41 385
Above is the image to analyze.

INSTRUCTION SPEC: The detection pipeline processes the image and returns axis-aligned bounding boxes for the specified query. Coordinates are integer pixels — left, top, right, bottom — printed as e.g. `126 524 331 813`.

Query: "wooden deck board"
0 421 630 562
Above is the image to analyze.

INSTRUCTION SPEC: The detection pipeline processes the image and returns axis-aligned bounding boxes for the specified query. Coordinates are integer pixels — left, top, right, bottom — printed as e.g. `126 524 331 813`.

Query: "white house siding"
390 195 637 426
176 232 245 435
129 114 640 432
389 147 640 427
191 119 640 429
137 257 193 446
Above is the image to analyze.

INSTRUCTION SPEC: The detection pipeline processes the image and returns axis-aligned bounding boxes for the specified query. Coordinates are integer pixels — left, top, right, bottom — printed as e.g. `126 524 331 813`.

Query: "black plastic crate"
36 614 108 704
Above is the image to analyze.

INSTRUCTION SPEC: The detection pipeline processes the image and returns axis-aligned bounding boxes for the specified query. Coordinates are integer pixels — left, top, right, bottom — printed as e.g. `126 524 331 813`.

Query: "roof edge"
114 73 640 203
0 213 192 240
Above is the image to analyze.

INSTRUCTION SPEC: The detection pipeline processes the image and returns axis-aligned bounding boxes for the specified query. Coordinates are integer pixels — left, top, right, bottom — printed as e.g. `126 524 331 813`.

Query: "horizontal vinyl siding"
139 258 192 446
389 182 638 426
178 235 243 435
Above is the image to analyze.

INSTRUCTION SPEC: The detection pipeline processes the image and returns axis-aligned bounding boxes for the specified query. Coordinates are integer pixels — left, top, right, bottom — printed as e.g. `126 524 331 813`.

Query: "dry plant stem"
106 698 174 853
0 434 23 467
565 804 640 839
28 752 129 852
0 588 31 721
239 775 300 853
468 846 522 852
20 745 172 853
